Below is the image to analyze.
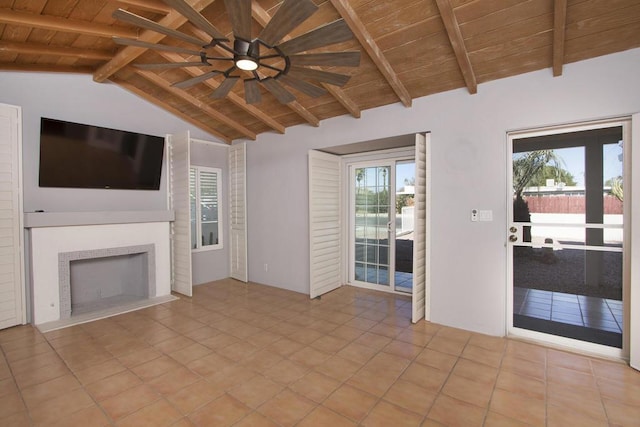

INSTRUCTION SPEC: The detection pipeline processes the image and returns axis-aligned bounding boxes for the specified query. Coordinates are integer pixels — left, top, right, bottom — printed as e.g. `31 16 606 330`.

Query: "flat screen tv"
39 118 165 190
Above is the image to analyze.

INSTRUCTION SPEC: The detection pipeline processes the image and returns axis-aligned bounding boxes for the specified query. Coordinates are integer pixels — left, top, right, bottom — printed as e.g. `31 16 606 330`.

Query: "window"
190 166 222 251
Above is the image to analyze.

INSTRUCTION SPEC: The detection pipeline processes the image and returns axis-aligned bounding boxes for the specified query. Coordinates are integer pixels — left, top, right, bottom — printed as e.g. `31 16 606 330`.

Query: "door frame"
348 160 396 292
342 147 416 294
631 113 640 370
506 117 631 360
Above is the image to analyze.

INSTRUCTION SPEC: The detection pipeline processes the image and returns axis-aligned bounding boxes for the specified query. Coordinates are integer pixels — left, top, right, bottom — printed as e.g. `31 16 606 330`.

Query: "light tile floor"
514 287 623 333
1 279 639 426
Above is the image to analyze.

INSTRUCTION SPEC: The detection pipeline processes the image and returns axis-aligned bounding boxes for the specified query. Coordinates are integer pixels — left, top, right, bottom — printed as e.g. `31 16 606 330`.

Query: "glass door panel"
354 166 391 286
509 126 625 350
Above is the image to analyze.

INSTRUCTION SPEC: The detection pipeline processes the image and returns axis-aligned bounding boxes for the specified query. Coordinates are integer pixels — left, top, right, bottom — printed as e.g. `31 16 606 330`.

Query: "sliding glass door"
350 159 415 293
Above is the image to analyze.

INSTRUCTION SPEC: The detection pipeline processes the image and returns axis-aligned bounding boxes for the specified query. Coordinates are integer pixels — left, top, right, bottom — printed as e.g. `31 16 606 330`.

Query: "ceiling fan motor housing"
233 39 259 71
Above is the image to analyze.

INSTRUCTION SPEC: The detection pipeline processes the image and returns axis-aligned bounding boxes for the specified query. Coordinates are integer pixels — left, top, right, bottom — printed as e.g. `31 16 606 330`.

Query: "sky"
396 161 415 191
553 142 623 187
384 141 623 192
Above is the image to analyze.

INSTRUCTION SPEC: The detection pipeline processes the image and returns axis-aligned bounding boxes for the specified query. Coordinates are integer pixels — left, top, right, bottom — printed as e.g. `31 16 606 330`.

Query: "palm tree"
512 150 564 198
512 150 563 245
606 176 623 202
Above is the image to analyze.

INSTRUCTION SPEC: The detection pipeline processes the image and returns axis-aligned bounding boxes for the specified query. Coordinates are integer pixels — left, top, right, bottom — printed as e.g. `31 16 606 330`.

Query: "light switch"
479 210 493 221
471 209 478 222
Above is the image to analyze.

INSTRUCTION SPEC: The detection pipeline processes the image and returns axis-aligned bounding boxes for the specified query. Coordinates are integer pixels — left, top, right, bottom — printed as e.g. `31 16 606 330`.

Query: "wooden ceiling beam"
329 0 412 107
251 2 361 119
114 77 231 143
0 9 136 39
156 51 286 134
135 69 257 140
0 63 93 73
0 40 112 61
114 0 172 15
553 0 568 77
288 100 320 126
435 0 477 94
94 0 216 83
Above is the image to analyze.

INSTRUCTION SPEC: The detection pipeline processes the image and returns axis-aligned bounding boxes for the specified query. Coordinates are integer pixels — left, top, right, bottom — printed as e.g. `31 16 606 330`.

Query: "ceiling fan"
112 0 361 104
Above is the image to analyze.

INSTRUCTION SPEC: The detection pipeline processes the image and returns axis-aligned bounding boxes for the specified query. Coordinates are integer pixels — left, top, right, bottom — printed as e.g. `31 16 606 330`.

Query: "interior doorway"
507 120 629 357
309 133 430 323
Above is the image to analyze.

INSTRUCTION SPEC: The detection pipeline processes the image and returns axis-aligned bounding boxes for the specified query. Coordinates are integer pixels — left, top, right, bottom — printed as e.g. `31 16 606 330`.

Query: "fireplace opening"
58 244 156 319
70 253 149 316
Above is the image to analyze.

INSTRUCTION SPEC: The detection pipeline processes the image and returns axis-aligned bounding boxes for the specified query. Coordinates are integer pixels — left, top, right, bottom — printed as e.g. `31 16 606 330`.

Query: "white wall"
190 140 230 284
0 72 221 213
245 48 640 336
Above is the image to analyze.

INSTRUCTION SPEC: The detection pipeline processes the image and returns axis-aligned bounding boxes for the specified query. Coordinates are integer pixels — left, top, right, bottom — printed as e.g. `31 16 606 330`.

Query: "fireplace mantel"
24 210 174 228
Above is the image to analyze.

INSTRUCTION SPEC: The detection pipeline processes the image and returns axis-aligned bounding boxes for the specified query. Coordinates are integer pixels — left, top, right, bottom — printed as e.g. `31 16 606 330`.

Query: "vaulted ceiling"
1 0 639 143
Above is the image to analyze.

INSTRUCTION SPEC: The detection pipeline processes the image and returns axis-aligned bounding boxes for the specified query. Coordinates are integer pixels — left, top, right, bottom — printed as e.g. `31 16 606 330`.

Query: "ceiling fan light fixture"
236 57 258 71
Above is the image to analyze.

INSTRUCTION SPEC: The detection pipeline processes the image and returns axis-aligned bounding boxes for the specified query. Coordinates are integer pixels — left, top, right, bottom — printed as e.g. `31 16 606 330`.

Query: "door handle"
509 235 518 242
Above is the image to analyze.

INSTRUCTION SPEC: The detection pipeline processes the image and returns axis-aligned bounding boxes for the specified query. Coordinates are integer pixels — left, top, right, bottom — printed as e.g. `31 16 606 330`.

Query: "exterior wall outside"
244 48 640 336
524 194 623 214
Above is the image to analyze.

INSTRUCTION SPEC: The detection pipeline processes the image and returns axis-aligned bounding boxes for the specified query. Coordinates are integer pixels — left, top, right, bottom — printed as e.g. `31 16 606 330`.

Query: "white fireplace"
25 211 173 325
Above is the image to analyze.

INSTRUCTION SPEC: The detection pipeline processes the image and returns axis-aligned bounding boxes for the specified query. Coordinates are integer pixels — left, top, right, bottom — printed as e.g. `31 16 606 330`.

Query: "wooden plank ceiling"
1 0 639 143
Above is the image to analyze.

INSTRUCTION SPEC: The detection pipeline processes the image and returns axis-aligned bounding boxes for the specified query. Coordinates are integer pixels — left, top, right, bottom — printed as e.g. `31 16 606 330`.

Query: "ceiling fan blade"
258 0 318 47
288 66 351 86
172 70 221 89
224 0 252 41
261 77 296 104
278 74 327 98
289 51 361 67
134 62 207 70
113 37 202 56
278 20 353 55
163 0 227 41
113 9 207 47
211 76 240 99
244 79 261 104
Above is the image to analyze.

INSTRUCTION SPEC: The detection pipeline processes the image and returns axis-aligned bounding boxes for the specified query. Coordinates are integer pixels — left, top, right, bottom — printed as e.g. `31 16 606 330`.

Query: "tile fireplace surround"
24 211 173 326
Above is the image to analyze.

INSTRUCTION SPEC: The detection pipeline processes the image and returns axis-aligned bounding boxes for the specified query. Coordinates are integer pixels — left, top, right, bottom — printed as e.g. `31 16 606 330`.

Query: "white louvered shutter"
170 131 193 296
309 150 342 298
229 142 248 282
0 104 25 329
412 133 429 323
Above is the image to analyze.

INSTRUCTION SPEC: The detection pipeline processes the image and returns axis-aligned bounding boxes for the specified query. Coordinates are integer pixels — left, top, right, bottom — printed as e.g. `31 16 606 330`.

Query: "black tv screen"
39 118 165 190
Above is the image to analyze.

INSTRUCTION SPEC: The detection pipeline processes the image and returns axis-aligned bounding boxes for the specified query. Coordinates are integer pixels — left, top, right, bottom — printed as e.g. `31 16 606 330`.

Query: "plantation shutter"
229 142 248 282
0 104 24 329
309 150 342 299
170 131 193 296
412 133 429 323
